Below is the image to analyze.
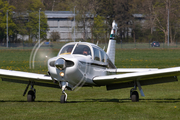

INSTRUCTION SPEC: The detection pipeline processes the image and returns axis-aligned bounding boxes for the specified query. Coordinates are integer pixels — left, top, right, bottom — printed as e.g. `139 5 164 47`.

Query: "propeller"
72 55 91 91
29 41 57 73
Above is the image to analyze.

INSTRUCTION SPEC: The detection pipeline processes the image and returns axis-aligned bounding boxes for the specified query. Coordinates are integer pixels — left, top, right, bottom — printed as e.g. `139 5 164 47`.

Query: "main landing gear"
23 81 68 103
130 81 145 102
23 81 36 102
130 89 139 102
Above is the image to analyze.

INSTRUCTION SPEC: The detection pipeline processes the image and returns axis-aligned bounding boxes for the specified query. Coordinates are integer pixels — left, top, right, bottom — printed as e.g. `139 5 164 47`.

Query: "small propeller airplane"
1 20 180 103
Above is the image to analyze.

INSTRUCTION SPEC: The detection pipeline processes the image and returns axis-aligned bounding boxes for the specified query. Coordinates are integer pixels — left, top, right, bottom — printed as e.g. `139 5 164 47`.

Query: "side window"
100 50 106 62
93 48 100 61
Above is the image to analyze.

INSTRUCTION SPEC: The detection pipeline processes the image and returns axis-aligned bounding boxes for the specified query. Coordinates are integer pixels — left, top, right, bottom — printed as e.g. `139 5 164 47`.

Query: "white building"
17 11 144 42
45 11 92 41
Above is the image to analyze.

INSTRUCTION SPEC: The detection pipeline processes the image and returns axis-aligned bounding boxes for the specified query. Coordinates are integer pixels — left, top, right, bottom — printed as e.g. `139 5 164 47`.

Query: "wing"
0 69 58 88
93 67 180 87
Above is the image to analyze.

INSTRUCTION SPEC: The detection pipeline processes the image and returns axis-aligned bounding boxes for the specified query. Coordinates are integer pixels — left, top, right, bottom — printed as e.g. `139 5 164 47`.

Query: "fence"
1 42 180 50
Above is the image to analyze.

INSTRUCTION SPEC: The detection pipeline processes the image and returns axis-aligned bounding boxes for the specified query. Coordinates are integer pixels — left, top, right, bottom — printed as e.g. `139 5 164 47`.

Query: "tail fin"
107 20 118 64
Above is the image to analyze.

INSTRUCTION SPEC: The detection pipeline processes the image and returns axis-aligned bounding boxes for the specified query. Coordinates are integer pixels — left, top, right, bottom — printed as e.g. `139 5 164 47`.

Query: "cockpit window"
73 45 91 56
59 44 75 55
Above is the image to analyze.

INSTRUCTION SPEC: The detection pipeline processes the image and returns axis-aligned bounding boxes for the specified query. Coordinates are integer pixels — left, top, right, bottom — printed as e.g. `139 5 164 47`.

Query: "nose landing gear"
60 82 68 103
60 92 67 103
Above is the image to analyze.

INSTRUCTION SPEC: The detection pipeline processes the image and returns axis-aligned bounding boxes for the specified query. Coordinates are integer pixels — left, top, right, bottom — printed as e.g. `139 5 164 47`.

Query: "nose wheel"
60 93 67 103
61 94 66 103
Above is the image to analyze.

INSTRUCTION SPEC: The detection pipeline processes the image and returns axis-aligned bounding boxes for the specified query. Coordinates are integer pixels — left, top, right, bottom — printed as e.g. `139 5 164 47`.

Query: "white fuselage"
47 42 114 89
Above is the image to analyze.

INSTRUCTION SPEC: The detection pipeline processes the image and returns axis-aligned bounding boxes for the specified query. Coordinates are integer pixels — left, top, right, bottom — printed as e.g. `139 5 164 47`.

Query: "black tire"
131 91 139 102
27 90 35 102
60 94 66 103
130 90 133 99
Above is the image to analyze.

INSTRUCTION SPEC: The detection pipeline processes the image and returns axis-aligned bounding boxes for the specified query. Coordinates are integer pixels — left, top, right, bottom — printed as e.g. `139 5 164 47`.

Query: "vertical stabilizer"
107 20 118 64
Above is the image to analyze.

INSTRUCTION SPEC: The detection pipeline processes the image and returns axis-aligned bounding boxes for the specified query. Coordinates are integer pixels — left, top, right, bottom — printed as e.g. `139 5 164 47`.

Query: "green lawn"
0 48 180 120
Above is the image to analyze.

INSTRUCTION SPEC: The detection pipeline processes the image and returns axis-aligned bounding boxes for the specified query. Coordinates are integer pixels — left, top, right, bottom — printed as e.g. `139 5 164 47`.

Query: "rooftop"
45 11 74 18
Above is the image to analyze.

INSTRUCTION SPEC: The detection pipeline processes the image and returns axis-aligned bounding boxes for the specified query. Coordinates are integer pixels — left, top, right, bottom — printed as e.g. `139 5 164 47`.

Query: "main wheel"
60 94 66 103
27 90 35 102
131 91 139 102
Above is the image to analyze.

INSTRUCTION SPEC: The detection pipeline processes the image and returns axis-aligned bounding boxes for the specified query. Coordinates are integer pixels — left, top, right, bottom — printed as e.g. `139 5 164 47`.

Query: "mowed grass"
0 48 180 119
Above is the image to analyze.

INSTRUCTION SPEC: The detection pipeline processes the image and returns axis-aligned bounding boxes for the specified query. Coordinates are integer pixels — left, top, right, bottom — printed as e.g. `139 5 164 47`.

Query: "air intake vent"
49 61 55 67
66 60 74 67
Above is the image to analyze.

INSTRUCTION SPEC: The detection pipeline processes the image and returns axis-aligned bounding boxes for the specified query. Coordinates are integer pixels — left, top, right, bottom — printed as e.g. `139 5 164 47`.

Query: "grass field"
0 47 180 120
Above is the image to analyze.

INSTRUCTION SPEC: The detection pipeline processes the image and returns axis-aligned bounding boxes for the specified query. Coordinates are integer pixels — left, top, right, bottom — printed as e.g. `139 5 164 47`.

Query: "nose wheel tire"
27 90 36 102
131 91 139 102
60 94 67 103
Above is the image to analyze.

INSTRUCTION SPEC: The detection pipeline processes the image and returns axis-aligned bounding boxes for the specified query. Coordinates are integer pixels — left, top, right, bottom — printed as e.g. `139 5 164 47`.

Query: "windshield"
73 44 91 56
59 44 75 55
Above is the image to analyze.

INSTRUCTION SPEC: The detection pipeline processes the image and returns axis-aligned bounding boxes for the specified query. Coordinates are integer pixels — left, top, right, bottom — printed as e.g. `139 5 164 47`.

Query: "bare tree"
131 0 180 43
52 0 55 11
74 0 97 41
153 0 180 44
114 0 134 42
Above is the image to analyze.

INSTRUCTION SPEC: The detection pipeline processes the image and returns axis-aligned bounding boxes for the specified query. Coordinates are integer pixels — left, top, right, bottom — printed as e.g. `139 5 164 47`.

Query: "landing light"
60 72 64 77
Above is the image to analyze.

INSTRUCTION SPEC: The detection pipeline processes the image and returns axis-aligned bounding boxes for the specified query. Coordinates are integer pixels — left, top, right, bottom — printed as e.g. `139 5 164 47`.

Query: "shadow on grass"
81 98 180 103
0 100 60 103
140 98 180 103
0 98 180 103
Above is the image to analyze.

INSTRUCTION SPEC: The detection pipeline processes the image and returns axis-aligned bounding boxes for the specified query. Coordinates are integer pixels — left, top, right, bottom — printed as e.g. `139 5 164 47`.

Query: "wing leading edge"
93 67 180 85
0 69 57 88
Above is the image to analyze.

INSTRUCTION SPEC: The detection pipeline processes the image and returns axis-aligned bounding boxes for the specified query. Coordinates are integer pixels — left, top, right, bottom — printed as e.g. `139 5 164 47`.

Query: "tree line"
0 0 48 44
1 0 180 44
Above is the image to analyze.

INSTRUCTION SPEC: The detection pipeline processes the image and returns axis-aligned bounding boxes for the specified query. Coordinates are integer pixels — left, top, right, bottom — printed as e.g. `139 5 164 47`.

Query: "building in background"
45 11 75 41
16 11 144 42
45 11 92 42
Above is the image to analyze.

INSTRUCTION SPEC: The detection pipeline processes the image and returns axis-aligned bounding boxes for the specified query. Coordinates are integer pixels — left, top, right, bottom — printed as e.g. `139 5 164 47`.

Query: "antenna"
96 41 99 46
103 46 105 50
